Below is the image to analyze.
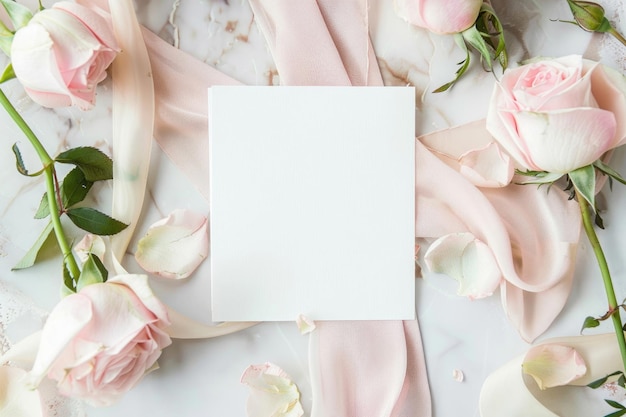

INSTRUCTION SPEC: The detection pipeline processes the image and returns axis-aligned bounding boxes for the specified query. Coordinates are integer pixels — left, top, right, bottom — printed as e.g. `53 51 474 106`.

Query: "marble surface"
1 0 626 416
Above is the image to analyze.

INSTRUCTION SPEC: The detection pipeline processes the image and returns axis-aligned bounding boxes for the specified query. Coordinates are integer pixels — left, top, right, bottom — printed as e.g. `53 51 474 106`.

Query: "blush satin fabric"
144 0 432 415
136 0 582 414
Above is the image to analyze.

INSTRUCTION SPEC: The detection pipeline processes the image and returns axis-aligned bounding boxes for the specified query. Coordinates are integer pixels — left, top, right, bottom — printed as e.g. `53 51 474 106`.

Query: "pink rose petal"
522 344 587 390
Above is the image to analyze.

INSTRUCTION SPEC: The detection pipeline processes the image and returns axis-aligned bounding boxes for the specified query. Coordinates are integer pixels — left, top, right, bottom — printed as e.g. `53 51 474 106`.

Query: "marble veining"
0 0 625 416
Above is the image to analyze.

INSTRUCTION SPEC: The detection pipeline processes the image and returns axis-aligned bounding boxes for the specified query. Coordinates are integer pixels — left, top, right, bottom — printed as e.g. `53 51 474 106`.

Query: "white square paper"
209 86 415 321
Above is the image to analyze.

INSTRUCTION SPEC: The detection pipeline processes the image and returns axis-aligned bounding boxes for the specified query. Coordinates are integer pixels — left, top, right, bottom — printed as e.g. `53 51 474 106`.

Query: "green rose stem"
608 27 626 48
577 189 626 372
0 88 81 282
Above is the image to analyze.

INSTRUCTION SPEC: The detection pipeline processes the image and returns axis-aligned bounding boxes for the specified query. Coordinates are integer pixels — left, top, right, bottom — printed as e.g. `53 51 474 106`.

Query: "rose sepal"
514 170 564 185
569 164 597 210
0 0 33 32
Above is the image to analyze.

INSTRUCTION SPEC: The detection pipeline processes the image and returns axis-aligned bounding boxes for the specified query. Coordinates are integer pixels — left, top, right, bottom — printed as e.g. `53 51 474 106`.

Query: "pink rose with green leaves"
10 1 119 110
394 0 483 34
487 55 626 174
27 275 171 406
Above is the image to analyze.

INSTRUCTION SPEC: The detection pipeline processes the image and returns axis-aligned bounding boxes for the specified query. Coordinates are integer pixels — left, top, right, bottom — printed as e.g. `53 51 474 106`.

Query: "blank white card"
209 86 415 321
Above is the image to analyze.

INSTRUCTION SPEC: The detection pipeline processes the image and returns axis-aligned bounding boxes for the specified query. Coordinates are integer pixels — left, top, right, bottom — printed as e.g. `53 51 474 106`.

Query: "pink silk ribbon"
142 0 433 415
418 124 581 342
248 1 431 416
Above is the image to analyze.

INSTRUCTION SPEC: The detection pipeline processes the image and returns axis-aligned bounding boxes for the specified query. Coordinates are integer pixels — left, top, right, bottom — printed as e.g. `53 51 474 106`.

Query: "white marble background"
1 0 626 416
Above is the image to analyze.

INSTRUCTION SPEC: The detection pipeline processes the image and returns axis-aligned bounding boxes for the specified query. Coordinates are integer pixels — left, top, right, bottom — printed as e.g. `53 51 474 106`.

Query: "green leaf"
607 400 626 410
605 410 626 417
0 0 33 31
569 164 596 210
33 168 94 219
33 192 49 219
61 167 93 208
587 370 623 389
55 147 113 182
619 374 626 388
12 221 53 270
66 207 128 236
76 254 108 292
61 263 75 296
581 315 600 333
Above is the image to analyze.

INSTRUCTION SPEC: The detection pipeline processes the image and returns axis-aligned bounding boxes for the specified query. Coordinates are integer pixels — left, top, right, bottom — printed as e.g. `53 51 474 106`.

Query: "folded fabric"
480 333 624 416
418 124 581 342
83 0 432 414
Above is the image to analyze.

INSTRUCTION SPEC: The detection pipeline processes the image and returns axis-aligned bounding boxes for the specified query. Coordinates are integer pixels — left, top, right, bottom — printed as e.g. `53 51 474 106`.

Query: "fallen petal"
424 233 502 299
241 363 304 417
296 314 316 335
135 209 209 279
522 344 587 390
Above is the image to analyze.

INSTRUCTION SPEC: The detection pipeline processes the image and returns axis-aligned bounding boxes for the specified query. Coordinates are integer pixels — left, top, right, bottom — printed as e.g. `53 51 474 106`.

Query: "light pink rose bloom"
10 2 119 110
27 274 171 406
487 55 626 173
394 0 482 34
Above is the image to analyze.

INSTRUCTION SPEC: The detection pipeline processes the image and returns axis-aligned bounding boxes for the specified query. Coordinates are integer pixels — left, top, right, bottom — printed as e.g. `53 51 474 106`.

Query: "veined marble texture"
1 0 626 416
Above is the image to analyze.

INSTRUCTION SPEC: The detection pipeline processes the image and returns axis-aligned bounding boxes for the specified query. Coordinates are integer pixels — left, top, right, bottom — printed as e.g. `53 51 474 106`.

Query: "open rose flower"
394 0 483 34
487 55 626 173
27 274 171 406
10 1 119 110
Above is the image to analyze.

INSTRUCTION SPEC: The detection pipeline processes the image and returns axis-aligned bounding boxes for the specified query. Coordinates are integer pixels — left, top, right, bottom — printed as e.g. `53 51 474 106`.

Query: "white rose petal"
135 209 209 279
424 232 502 299
522 344 587 390
0 366 44 417
296 314 316 335
241 363 304 417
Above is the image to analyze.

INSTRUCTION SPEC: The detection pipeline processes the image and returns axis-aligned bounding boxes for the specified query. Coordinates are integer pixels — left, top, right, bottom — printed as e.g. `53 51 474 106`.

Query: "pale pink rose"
487 55 626 173
135 209 209 279
27 274 171 406
394 0 482 34
10 2 119 110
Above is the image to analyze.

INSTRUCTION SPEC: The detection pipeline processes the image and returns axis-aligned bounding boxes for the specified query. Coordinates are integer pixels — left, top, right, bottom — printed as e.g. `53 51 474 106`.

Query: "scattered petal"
135 209 209 279
74 233 106 263
424 232 502 299
522 344 587 390
296 314 316 335
241 363 304 417
453 369 464 382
